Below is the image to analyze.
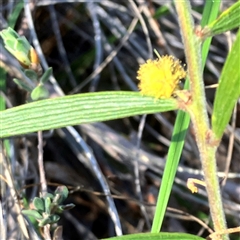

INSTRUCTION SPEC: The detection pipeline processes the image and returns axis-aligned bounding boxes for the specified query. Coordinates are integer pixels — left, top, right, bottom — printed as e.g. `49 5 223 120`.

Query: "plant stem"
38 131 47 196
37 131 51 239
174 1 228 239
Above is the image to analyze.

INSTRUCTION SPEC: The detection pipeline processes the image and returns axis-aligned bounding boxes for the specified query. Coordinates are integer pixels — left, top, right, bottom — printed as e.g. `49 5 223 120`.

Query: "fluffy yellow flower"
137 55 186 99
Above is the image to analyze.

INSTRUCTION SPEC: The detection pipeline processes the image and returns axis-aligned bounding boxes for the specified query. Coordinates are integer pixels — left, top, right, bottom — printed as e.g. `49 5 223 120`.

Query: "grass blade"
205 1 240 37
212 30 240 139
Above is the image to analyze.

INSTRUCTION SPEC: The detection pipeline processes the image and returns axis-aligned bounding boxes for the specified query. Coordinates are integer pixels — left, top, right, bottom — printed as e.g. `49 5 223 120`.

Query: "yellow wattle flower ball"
137 55 186 99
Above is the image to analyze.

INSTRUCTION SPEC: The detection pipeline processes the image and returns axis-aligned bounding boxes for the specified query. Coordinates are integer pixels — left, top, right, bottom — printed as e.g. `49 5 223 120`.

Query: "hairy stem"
174 1 228 239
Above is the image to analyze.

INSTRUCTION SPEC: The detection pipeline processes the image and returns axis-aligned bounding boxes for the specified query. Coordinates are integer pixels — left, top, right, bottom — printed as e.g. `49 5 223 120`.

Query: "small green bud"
0 27 39 69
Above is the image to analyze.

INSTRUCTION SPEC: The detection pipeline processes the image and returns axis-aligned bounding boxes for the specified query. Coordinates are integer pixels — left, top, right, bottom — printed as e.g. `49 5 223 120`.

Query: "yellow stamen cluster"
137 55 186 99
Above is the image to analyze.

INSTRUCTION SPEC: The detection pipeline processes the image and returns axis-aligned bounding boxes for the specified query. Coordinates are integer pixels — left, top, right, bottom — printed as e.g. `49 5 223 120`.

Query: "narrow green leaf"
39 67 52 84
13 78 32 92
0 68 6 110
201 1 221 65
103 232 204 240
212 30 240 139
8 0 24 29
0 91 178 138
151 109 190 233
153 5 169 19
204 1 240 37
200 1 220 27
0 67 12 157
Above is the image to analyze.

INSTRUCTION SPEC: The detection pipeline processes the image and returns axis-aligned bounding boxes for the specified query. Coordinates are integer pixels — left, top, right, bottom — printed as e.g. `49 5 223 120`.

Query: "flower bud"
0 27 39 69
